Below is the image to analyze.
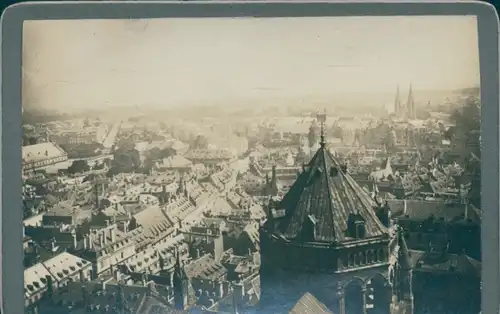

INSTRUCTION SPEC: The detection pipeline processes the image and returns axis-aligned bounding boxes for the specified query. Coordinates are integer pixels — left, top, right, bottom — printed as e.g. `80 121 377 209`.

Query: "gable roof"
276 144 388 242
289 292 333 314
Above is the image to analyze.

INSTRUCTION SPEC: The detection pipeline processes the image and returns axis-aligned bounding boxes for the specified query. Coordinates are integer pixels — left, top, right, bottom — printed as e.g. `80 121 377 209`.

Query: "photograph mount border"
2 1 499 314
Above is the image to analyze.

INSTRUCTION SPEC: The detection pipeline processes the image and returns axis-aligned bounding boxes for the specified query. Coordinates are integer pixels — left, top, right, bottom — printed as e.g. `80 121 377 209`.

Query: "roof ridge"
322 147 339 242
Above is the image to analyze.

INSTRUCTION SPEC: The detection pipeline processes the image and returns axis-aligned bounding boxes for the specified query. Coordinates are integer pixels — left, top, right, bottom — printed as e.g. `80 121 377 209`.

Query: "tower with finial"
177 174 186 196
316 109 327 147
173 247 189 310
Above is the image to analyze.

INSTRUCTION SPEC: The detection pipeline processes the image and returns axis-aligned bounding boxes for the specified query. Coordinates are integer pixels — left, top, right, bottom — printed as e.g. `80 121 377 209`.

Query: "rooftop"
22 142 67 164
289 292 333 314
272 143 388 242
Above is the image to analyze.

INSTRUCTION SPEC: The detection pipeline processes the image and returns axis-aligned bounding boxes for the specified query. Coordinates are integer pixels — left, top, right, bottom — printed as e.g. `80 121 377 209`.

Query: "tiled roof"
276 144 388 242
24 252 91 298
134 205 170 229
289 292 333 314
409 250 481 277
165 195 197 222
45 281 154 314
158 155 193 169
184 254 227 280
387 200 479 223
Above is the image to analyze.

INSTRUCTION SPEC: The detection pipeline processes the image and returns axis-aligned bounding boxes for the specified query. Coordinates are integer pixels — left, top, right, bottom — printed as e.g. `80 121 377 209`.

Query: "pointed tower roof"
275 142 388 242
407 83 416 120
384 156 393 173
396 227 412 270
174 247 186 280
395 85 402 115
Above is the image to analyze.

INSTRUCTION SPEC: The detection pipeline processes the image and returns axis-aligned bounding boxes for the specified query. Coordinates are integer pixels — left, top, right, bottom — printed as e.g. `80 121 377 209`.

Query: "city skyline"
23 16 480 111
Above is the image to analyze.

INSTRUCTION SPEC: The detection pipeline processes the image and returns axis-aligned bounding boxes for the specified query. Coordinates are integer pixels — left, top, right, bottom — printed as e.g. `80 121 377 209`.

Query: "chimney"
99 233 104 247
115 268 122 283
271 165 277 183
88 234 95 250
72 230 78 248
110 227 116 243
50 239 56 254
79 269 85 282
95 183 100 210
84 234 91 250
464 201 469 220
46 275 54 303
218 282 224 298
82 285 89 308
114 202 119 211
102 229 108 245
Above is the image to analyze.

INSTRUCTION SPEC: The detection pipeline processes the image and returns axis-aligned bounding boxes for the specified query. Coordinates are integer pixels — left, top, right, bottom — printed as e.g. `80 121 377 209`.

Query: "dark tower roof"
173 247 186 281
275 142 388 242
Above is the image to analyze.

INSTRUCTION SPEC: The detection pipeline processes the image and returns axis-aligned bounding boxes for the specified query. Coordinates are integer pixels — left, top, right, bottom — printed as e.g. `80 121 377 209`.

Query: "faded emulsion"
20 15 481 314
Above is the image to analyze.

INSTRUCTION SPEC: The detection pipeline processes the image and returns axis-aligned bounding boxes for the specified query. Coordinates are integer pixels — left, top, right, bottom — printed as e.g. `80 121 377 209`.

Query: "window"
360 252 366 265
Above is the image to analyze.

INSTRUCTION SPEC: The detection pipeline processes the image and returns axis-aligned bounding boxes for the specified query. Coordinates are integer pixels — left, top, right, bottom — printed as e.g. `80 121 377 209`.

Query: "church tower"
173 249 189 310
394 85 402 118
390 227 414 314
406 84 416 120
259 110 393 313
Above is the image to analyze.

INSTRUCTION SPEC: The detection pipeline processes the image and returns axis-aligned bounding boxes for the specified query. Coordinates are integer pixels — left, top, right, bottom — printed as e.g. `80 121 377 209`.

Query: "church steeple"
391 227 414 314
395 85 402 118
173 247 189 310
406 83 416 120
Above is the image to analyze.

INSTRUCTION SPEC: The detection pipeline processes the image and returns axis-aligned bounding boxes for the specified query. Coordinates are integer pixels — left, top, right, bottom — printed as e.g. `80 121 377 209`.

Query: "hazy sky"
23 16 480 111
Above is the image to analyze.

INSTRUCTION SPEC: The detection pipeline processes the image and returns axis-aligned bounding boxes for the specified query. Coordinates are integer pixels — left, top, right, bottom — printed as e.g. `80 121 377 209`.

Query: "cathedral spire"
395 85 402 117
407 83 415 120
317 109 327 147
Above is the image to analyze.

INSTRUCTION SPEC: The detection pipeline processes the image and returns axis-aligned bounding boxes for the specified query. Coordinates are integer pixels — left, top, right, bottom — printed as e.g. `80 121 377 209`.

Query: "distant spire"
317 109 327 147
407 83 415 120
395 85 402 117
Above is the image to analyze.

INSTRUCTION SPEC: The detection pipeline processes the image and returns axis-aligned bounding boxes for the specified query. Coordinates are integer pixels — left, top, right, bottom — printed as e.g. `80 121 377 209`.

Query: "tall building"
259 113 414 314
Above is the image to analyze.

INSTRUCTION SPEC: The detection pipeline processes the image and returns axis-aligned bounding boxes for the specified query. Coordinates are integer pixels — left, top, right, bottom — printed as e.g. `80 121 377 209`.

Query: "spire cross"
317 109 327 147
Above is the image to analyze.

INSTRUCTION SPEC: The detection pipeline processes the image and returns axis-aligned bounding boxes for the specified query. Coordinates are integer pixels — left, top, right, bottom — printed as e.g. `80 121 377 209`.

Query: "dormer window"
299 214 317 242
355 221 366 238
347 214 366 239
330 167 338 177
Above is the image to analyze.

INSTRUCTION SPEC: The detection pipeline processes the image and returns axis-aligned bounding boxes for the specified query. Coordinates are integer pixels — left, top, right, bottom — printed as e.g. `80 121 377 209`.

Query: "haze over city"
23 16 480 112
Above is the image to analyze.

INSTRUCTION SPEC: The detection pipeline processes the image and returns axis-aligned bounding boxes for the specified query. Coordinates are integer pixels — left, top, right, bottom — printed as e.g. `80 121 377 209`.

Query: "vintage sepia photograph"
21 16 481 314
